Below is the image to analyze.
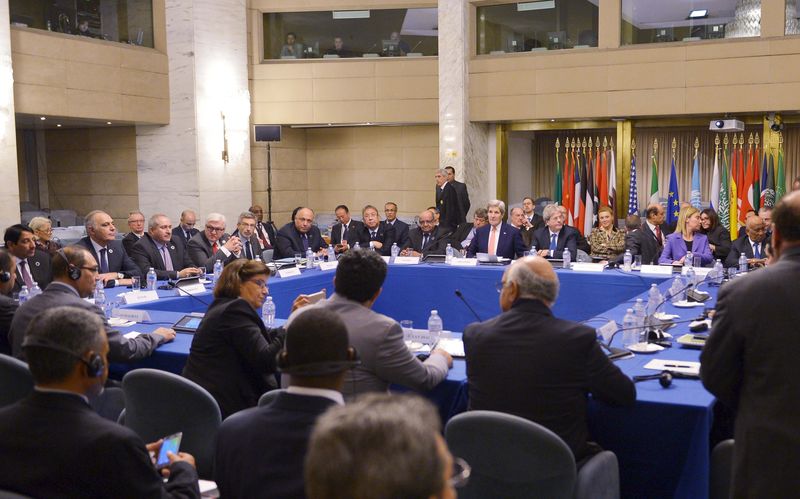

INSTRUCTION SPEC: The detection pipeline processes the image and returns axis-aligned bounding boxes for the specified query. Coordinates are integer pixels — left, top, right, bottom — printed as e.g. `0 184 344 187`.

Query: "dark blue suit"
214 392 337 499
531 226 578 261
382 219 409 247
466 223 526 259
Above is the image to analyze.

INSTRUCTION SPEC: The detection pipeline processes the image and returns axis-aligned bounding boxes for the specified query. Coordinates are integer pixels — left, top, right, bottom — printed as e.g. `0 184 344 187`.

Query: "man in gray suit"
187 213 242 273
9 245 175 362
701 191 800 497
287 249 451 399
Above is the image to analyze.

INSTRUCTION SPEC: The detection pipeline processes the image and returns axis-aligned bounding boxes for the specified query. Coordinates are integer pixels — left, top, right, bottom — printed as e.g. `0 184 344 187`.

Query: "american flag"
628 153 638 215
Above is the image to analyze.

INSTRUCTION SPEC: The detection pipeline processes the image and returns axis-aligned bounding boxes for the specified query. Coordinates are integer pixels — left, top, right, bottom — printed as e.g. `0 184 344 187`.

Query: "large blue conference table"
108 263 717 499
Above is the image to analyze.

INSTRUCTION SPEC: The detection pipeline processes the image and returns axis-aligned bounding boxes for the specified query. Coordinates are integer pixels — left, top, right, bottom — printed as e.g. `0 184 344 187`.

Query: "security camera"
709 119 744 132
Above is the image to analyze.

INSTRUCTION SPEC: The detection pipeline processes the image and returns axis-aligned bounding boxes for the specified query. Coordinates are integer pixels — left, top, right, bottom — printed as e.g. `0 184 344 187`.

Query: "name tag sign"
597 320 618 343
112 308 152 322
175 283 207 297
449 258 478 267
681 266 712 277
640 265 673 276
121 290 160 305
318 261 338 271
571 262 605 273
278 267 302 278
393 256 420 265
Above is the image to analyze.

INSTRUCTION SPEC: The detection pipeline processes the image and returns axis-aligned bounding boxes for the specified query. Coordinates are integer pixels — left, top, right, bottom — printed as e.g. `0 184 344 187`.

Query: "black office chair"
710 439 735 499
0 354 34 408
0 490 34 499
257 388 286 407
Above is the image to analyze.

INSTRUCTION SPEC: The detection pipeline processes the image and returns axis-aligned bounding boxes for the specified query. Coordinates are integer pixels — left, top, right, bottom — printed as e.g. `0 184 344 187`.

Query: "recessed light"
550 119 556 122
56 124 62 127
688 9 708 19
40 116 46 121
106 121 112 125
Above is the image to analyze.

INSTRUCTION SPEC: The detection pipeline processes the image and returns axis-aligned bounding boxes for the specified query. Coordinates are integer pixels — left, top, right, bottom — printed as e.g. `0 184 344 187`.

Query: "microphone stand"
454 289 482 322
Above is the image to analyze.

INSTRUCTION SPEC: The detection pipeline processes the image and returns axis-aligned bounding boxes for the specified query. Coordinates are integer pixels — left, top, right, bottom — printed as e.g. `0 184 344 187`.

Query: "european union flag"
667 158 680 225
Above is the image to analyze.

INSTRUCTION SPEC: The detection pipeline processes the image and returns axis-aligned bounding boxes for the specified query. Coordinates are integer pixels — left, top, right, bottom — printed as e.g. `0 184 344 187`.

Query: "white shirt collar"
89 238 106 254
286 386 344 405
549 229 560 238
646 220 658 233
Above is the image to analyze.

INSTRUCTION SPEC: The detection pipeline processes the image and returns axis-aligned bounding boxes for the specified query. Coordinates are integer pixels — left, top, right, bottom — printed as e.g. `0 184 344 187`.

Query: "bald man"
725 215 769 268
275 207 328 259
463 256 635 462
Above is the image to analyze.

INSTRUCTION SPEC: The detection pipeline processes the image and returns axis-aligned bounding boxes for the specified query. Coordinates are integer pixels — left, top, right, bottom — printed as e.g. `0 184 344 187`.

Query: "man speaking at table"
466 200 526 259
401 210 453 258
77 210 140 287
287 249 451 399
130 214 204 280
188 213 241 273
701 192 800 497
463 256 635 462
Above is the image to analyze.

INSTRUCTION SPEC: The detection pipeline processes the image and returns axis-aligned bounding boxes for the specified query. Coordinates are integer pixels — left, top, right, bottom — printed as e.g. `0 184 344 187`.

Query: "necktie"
212 242 218 254
99 248 109 274
302 234 309 251
371 230 377 240
245 241 252 259
753 243 761 259
655 225 662 244
422 234 430 249
488 227 497 256
549 233 558 253
160 246 174 271
342 224 348 243
19 260 33 289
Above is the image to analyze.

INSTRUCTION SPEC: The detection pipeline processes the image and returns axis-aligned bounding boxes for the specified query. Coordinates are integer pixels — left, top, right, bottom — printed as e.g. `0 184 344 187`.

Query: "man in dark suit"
215 307 355 499
130 214 204 280
531 204 578 261
510 206 536 248
230 211 265 260
357 205 395 256
0 306 200 498
464 256 636 461
445 166 470 225
122 210 146 255
724 215 769 268
435 168 462 231
0 249 17 355
522 196 545 230
3 224 51 295
76 210 140 287
400 210 453 258
452 208 488 251
330 205 365 253
467 201 527 259
701 191 800 497
275 207 328 259
249 204 277 250
172 209 200 247
556 205 591 255
625 203 667 265
187 213 241 273
9 245 174 362
383 202 410 247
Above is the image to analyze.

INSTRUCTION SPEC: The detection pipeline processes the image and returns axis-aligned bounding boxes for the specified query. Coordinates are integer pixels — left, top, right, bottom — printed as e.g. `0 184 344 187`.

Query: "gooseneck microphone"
454 289 482 323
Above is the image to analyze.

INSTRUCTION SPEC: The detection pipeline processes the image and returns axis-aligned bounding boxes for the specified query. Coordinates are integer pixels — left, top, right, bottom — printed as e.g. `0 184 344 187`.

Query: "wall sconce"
221 111 229 163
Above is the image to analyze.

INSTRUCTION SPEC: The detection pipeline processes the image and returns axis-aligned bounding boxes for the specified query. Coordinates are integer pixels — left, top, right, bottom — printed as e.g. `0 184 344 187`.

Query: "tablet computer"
172 313 205 333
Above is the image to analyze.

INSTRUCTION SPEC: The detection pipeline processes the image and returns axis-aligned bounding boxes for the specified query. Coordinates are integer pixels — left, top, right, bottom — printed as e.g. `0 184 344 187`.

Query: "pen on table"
664 363 692 368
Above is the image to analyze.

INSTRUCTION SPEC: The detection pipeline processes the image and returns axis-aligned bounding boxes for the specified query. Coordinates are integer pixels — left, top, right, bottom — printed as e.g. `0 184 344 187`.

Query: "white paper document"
643 359 700 376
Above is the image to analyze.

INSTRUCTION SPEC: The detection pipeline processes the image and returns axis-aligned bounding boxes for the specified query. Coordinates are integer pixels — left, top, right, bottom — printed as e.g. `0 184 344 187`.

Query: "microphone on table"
644 271 716 342
454 289 482 323
163 278 210 306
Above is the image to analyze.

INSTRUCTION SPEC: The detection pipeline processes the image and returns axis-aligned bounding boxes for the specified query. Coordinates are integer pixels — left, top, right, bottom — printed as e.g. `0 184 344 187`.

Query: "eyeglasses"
81 266 99 274
449 457 471 488
206 225 225 233
246 279 268 289
239 223 256 229
495 281 507 293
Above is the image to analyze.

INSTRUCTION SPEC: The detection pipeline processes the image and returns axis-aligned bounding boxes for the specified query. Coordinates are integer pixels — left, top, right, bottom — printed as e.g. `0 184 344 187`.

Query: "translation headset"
56 249 82 281
21 337 105 378
276 346 361 377
0 269 10 283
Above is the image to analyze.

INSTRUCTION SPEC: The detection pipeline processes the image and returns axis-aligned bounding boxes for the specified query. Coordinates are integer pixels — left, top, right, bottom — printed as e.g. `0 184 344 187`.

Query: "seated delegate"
588 206 625 260
659 206 713 266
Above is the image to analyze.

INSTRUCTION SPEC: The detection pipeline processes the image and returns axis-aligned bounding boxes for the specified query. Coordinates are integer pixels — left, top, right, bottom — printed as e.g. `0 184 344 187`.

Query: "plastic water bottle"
305 248 315 269
147 267 157 291
262 296 276 327
669 275 685 303
632 298 646 341
94 280 107 316
427 310 443 346
17 285 29 304
254 255 262 264
686 265 697 286
685 251 694 268
562 249 571 269
738 253 748 273
352 241 361 250
327 246 336 262
622 309 637 348
29 281 42 298
646 283 662 316
713 259 724 285
623 249 632 272
446 243 454 264
390 243 399 259
212 260 222 284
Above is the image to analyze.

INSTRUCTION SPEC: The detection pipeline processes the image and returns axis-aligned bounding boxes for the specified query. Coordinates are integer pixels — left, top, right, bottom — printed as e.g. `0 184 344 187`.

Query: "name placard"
571 262 605 273
318 261 338 271
175 283 207 296
112 308 152 322
121 290 160 305
278 267 302 278
639 265 674 276
597 320 618 343
449 258 478 267
681 266 712 277
393 256 420 265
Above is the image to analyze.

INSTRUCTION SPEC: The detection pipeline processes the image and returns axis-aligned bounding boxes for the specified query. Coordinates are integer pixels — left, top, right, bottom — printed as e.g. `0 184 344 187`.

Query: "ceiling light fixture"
688 9 708 19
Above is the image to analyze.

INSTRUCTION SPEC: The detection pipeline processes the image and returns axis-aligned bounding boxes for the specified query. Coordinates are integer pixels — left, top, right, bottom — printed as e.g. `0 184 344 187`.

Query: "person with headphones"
0 248 18 355
214 307 357 499
8 245 175 361
182 258 308 419
0 307 201 498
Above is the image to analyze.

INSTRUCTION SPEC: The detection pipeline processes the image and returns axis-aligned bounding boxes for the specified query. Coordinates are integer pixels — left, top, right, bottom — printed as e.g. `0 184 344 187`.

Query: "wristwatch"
117 273 124 279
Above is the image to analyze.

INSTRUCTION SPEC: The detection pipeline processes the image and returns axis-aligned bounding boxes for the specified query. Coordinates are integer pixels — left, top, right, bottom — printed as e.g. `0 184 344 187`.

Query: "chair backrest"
445 410 576 499
122 368 221 478
257 388 285 407
0 489 34 499
261 249 274 263
710 439 735 499
0 355 34 408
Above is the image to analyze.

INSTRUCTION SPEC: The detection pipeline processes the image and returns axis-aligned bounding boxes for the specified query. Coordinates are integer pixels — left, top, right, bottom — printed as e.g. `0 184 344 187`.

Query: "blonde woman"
588 206 625 260
659 206 713 266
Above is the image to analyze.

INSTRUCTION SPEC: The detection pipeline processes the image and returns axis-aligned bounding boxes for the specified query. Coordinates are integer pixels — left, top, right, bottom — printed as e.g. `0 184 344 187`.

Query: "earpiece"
21 337 105 378
277 346 360 376
633 371 673 388
56 249 82 281
0 270 10 283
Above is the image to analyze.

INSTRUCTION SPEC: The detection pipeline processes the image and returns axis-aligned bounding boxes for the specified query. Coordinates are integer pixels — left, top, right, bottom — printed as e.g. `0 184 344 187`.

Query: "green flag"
719 151 731 232
649 153 659 205
554 148 562 204
776 148 786 202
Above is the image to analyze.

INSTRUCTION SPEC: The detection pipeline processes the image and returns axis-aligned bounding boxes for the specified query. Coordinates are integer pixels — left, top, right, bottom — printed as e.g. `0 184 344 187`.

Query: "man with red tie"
248 204 276 250
3 224 51 296
466 200 527 259
187 213 241 273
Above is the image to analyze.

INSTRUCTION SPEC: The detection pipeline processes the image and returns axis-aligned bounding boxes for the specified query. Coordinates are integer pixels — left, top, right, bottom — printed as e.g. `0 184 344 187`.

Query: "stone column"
438 0 489 216
136 0 252 225
0 3 20 228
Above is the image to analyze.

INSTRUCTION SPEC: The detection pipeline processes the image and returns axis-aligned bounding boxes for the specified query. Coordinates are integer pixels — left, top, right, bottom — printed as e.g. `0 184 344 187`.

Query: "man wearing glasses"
9 246 174 362
187 213 242 273
122 211 146 255
231 212 264 261
400 210 453 258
